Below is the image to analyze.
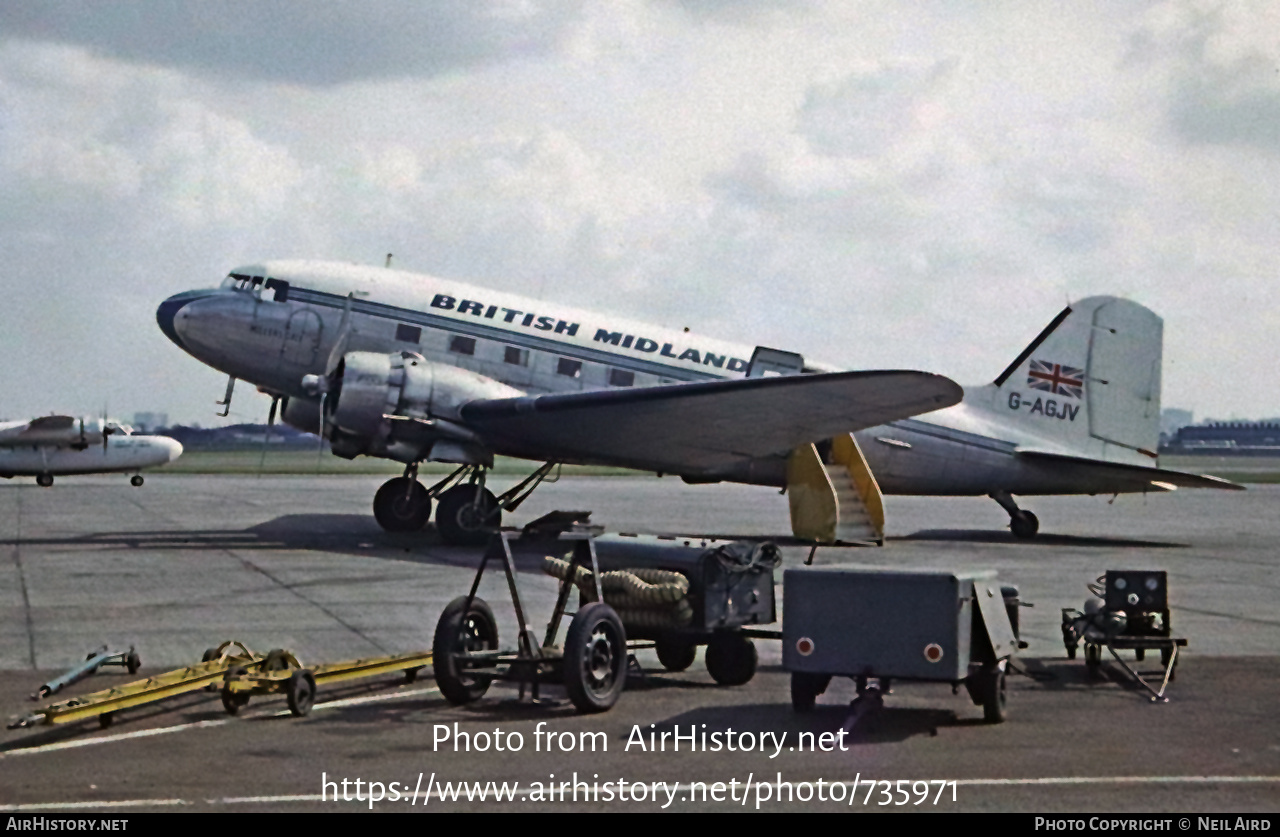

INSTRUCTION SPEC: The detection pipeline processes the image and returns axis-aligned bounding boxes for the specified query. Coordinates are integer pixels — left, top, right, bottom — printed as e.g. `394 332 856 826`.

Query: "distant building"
132 412 169 433
1161 422 1280 455
1161 408 1193 436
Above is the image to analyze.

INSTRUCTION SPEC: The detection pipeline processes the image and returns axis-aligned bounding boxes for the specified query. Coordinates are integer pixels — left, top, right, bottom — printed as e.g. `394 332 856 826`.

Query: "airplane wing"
460 370 962 475
1015 450 1246 491
0 416 76 447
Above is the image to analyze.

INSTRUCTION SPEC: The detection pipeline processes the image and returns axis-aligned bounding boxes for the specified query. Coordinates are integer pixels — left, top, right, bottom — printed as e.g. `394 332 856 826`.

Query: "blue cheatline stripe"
287 286 733 383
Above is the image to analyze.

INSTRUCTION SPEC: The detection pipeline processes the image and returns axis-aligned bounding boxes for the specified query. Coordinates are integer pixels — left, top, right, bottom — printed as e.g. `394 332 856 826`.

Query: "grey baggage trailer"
589 534 781 686
783 567 1021 723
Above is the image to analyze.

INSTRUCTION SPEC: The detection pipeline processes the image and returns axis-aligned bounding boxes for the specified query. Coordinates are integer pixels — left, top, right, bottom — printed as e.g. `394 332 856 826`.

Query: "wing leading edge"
461 370 963 475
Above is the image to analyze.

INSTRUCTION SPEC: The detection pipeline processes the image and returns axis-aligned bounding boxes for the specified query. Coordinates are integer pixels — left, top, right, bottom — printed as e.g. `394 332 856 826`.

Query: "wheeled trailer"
30 646 141 700
1062 570 1186 702
585 534 782 686
432 514 630 714
783 567 1021 723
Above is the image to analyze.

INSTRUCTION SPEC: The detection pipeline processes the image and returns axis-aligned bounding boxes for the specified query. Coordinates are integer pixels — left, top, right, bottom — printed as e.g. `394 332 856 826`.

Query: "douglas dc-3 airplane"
0 415 183 486
156 260 1240 545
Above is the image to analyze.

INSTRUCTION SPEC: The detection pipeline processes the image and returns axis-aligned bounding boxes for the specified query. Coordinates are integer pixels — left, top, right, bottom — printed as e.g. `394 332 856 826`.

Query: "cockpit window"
220 273 287 300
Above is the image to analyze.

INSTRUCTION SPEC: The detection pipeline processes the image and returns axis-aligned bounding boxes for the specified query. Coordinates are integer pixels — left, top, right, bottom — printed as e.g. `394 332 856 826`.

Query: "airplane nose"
156 291 208 350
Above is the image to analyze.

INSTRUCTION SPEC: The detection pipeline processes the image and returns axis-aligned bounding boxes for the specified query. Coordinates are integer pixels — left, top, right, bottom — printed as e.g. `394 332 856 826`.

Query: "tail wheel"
432 596 498 705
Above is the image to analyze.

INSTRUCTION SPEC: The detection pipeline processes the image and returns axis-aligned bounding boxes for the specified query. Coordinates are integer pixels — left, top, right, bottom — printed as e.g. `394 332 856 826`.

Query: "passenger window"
450 335 476 355
504 346 529 366
557 358 582 378
396 324 422 344
609 369 635 387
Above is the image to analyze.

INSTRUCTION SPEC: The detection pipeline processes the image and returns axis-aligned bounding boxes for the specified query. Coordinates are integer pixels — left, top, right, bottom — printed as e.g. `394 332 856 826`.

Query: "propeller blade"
324 292 357 376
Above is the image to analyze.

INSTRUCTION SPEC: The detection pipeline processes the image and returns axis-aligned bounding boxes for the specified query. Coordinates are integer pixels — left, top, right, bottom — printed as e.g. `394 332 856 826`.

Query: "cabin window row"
396 321 639 387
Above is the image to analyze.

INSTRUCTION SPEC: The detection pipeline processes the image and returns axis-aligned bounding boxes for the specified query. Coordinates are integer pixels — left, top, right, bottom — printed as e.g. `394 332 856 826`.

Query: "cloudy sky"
1 0 1276 426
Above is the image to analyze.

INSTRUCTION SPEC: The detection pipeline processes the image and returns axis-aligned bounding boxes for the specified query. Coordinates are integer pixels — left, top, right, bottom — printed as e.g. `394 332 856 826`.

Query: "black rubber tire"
435 485 500 546
202 647 219 663
99 712 114 729
1066 644 1077 660
261 649 291 672
705 633 758 686
221 666 250 715
373 477 432 532
790 672 831 712
564 603 627 713
36 474 53 487
1135 648 1145 662
655 639 697 672
432 596 498 705
126 653 141 674
1010 511 1039 539
980 667 1008 723
130 475 144 487
287 670 316 717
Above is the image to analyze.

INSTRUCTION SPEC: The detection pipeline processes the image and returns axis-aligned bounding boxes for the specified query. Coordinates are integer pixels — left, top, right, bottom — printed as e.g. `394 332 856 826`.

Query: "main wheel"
705 633 758 686
36 474 53 487
373 477 431 532
1010 511 1039 539
790 672 831 713
655 638 697 672
979 666 1008 723
432 596 498 705
435 485 500 546
286 670 316 717
130 475 144 487
564 603 627 713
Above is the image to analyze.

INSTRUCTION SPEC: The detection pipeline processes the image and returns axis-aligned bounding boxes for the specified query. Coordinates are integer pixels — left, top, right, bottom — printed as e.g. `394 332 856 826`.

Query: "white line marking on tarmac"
0 686 440 758
2 776 1278 810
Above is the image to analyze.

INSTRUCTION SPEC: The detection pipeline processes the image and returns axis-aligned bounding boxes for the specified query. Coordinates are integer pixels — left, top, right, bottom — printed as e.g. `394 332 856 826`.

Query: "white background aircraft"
0 415 183 486
157 260 1238 544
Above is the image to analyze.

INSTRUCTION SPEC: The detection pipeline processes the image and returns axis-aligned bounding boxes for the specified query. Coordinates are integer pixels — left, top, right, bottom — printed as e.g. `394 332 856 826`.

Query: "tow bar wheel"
432 596 499 705
286 670 317 717
564 603 627 713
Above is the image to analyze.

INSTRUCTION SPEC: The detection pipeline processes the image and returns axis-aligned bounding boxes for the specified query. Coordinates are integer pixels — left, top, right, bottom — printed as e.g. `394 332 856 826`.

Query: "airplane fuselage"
0 434 182 479
158 260 1163 497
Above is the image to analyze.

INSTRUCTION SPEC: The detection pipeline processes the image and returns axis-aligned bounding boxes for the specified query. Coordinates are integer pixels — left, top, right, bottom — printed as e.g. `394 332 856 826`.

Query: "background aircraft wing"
1015 450 1246 491
460 370 962 474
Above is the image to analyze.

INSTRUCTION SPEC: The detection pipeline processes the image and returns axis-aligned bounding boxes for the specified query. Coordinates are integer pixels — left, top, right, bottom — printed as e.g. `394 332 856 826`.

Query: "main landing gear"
991 490 1039 540
372 461 559 547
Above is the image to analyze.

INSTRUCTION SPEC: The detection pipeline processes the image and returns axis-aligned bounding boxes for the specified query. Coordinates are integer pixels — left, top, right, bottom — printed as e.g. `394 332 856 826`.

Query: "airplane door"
747 346 804 377
281 308 323 368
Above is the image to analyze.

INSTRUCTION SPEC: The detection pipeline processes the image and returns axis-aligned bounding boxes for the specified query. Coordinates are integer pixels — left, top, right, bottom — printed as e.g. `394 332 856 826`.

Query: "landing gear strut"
991 490 1039 539
372 461 560 546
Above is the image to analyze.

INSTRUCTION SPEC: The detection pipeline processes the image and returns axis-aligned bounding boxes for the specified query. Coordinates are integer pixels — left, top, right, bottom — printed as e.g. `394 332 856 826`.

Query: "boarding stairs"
787 433 885 546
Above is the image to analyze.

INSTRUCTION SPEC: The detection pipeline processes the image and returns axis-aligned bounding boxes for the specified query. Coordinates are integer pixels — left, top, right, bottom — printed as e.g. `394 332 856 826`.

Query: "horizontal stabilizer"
462 370 962 476
1016 450 1245 491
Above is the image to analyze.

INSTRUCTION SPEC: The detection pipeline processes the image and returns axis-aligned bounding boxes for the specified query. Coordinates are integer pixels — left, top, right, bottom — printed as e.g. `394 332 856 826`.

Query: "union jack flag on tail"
1027 360 1084 399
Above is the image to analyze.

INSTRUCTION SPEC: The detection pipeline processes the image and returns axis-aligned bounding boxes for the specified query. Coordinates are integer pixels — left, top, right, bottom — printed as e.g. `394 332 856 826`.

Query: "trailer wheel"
564 603 627 713
979 666 1007 723
99 712 114 729
126 652 141 674
790 672 831 712
705 633 757 686
287 670 316 717
432 596 498 705
655 639 696 672
221 666 250 715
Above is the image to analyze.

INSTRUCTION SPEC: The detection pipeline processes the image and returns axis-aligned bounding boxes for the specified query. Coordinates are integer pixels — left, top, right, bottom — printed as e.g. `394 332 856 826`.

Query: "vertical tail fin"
985 296 1162 460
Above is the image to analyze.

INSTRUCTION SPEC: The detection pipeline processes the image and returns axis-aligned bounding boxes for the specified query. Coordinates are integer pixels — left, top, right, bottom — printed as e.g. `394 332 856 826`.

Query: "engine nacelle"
324 351 523 462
